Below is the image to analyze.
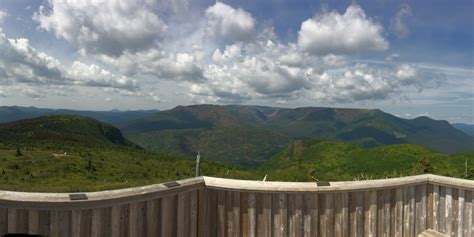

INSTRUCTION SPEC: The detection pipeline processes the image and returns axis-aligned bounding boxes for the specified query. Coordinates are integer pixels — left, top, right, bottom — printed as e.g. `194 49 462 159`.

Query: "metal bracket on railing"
163 181 181 188
69 193 88 200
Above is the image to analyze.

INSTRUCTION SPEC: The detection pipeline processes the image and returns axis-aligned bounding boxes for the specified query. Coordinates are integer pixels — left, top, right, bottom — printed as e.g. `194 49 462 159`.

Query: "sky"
0 0 472 123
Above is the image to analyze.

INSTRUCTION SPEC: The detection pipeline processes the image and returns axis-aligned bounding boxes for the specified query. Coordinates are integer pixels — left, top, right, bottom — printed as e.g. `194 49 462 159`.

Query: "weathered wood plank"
7 208 17 233
349 192 363 237
128 203 138 237
91 208 101 237
190 190 198 237
364 190 377 237
377 190 384 237
81 209 92 237
403 186 415 237
445 187 452 235
415 184 427 235
272 193 287 237
464 190 472 237
198 189 209 237
310 194 319 237
302 193 315 237
146 200 158 237
257 193 272 237
0 208 7 235
248 192 257 237
439 186 447 233
110 206 120 237
118 205 129 237
17 209 28 234
320 193 334 237
161 195 177 237
393 188 403 237
28 209 39 235
289 194 303 237
457 189 465 237
177 192 190 237
241 192 249 237
57 210 70 237
71 210 81 237
335 192 349 237
382 189 391 237
217 190 226 237
38 210 50 237
232 191 241 237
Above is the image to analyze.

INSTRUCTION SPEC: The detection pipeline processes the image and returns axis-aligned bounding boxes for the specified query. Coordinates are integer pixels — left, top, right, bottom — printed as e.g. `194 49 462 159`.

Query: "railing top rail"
204 174 474 192
0 174 472 206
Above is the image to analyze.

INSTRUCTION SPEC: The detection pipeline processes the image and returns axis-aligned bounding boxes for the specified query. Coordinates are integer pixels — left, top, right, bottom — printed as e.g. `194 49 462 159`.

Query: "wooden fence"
0 174 472 236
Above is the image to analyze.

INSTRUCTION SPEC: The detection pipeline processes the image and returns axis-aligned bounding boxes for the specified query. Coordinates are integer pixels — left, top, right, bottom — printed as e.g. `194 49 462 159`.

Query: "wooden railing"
0 174 472 236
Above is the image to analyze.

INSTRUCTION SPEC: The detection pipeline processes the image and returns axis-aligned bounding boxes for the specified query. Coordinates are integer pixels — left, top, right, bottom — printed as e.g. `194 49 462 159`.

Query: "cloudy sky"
0 0 472 123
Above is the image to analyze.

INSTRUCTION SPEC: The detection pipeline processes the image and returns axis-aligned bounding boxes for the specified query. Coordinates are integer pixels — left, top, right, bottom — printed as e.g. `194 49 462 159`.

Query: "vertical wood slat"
464 190 472 237
288 194 303 237
257 193 272 237
146 200 158 237
364 190 377 237
415 184 427 235
273 193 287 237
303 193 316 237
452 189 459 237
439 186 447 233
227 191 233 237
320 193 334 237
0 208 7 234
92 208 101 237
427 184 436 230
232 191 241 237
241 192 249 237
38 210 50 237
445 187 453 235
177 192 190 237
403 186 415 237
28 209 39 235
350 192 363 237
393 188 403 237
17 209 28 234
217 190 227 237
161 195 176 237
457 189 465 237
71 210 81 237
190 190 198 237
377 190 384 237
248 192 257 237
382 189 391 237
335 192 349 237
7 208 17 233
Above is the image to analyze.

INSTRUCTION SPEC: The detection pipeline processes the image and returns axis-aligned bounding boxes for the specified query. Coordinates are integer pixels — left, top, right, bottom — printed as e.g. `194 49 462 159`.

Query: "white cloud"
22 88 45 98
68 61 137 90
205 2 256 42
0 10 7 24
297 4 389 55
34 0 168 56
100 49 204 82
0 28 138 91
391 4 412 38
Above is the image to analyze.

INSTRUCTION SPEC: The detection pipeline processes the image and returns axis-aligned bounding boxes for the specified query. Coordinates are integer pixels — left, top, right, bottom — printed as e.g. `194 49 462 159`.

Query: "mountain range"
1 105 473 168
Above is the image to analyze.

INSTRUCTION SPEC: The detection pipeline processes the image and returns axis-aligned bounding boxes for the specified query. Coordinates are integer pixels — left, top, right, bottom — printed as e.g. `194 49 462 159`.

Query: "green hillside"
0 115 136 150
0 116 258 192
263 139 474 182
123 105 474 167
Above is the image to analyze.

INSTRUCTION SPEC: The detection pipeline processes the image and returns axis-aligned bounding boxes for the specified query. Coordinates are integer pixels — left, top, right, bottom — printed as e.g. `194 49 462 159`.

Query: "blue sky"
0 0 472 123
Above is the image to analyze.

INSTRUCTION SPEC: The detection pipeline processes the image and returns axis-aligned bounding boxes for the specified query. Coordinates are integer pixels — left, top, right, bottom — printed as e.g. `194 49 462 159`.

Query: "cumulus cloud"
307 64 445 103
0 10 7 24
34 0 168 56
100 49 204 82
0 28 138 90
22 88 46 98
297 4 389 55
205 2 256 42
391 4 412 38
